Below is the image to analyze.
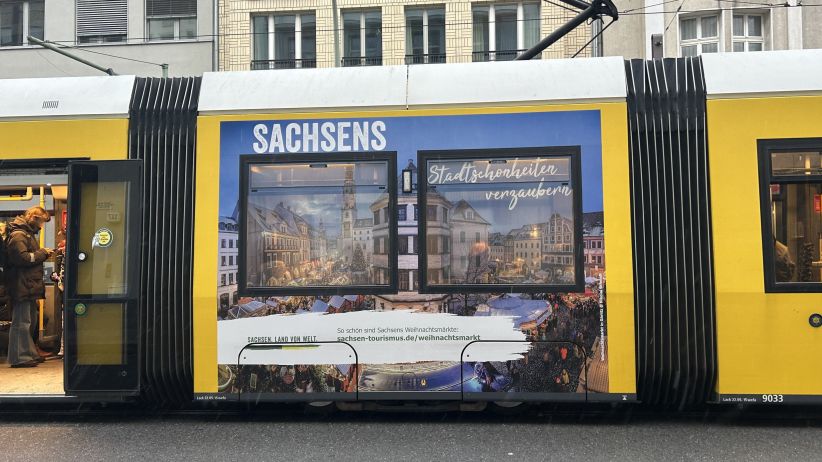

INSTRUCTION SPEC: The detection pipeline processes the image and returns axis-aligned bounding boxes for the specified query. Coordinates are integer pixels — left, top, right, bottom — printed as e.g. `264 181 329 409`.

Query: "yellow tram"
0 50 819 408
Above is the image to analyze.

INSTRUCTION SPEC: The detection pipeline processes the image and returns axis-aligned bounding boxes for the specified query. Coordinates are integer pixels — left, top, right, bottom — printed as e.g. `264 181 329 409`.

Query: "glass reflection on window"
768 150 822 284
246 161 389 289
424 154 577 287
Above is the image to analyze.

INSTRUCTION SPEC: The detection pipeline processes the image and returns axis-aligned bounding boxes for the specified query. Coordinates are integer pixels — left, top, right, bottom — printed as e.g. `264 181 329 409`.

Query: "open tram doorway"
0 164 69 395
0 159 142 398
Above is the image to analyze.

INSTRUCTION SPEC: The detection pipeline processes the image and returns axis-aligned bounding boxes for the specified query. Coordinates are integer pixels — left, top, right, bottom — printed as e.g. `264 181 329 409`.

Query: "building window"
229 256 234 266
229 273 234 284
228 240 233 249
221 274 227 286
342 10 382 66
240 153 397 295
399 269 410 291
373 209 380 225
414 204 419 221
221 256 226 266
399 235 409 254
732 14 763 52
472 3 539 62
252 13 317 69
76 0 127 44
427 205 437 221
679 15 718 56
419 148 583 293
759 139 822 292
405 7 445 64
221 239 226 248
0 0 43 47
146 0 196 41
398 205 407 221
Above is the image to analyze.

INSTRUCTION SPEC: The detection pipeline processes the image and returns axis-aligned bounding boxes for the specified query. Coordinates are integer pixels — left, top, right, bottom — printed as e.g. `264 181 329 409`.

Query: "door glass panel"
77 181 129 296
76 303 124 365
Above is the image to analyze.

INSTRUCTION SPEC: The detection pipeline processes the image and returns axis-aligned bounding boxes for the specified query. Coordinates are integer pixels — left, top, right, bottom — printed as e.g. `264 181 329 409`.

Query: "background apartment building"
602 0 822 59
0 0 215 78
217 0 595 71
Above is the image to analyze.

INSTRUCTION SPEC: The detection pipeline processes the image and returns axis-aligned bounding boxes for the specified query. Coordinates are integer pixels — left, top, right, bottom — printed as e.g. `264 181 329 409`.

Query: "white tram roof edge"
0 75 136 120
702 49 822 99
407 57 627 108
198 57 628 115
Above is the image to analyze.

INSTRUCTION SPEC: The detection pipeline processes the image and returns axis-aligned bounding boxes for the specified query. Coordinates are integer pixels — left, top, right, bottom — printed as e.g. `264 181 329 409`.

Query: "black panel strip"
625 58 717 408
129 77 200 406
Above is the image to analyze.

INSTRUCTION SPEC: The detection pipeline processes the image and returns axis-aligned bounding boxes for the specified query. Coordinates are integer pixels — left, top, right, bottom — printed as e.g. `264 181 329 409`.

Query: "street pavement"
0 406 820 461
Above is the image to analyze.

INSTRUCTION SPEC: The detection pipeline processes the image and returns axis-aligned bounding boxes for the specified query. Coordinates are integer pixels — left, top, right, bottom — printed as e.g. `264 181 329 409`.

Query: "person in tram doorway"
5 206 54 368
50 229 66 359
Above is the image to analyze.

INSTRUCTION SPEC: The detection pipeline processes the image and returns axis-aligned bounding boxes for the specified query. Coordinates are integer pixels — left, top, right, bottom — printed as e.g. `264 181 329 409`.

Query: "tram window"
417 148 583 294
239 153 397 295
760 140 822 292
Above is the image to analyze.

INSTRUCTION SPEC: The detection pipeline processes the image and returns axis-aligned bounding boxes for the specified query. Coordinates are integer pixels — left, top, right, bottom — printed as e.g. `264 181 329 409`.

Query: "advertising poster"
214 110 609 399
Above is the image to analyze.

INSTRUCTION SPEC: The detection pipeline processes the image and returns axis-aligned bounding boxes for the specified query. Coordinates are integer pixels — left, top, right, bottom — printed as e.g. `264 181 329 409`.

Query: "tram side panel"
192 104 637 402
708 94 822 403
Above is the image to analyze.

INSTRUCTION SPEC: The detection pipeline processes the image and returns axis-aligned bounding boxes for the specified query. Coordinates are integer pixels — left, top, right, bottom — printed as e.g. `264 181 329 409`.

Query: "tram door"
64 161 142 395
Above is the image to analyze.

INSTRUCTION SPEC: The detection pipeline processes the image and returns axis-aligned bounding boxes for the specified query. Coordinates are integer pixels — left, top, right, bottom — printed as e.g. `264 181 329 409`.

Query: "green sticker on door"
74 303 87 317
92 227 113 248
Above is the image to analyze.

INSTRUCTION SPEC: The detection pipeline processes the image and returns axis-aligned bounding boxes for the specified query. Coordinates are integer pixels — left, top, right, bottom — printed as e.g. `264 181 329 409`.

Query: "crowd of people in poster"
217 155 607 396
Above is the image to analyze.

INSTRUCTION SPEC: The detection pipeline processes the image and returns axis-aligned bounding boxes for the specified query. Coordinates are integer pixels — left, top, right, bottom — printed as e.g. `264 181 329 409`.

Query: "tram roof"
197 57 628 115
702 49 822 99
0 75 135 120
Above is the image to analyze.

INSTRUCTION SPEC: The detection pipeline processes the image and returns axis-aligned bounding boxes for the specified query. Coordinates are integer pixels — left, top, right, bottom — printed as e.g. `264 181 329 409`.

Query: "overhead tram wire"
571 17 616 57
35 1 822 49
621 0 682 13
543 0 585 14
664 0 688 32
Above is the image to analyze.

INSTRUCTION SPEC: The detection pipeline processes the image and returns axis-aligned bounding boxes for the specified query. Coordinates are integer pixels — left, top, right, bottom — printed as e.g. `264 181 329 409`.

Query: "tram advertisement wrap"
215 110 609 397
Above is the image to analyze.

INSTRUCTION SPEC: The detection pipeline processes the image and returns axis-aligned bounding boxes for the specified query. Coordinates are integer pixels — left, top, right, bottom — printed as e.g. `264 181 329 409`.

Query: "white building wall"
0 0 214 78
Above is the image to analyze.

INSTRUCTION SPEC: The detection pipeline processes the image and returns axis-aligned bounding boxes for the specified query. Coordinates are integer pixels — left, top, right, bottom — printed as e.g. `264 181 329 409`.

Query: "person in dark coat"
6 206 53 368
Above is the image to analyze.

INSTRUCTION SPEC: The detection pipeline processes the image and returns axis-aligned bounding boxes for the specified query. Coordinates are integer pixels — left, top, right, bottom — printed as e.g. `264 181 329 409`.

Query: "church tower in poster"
341 165 356 263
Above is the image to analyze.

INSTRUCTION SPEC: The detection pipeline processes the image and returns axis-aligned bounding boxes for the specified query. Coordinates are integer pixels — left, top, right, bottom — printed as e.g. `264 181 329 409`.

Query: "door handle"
77 251 88 262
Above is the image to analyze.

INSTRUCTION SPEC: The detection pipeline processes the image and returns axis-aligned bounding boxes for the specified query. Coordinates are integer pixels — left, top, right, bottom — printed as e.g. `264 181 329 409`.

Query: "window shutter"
146 0 197 17
76 0 127 37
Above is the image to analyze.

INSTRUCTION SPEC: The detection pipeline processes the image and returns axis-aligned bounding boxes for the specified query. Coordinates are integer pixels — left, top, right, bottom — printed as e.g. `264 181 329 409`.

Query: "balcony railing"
405 53 446 65
472 49 529 62
341 56 383 67
251 58 317 70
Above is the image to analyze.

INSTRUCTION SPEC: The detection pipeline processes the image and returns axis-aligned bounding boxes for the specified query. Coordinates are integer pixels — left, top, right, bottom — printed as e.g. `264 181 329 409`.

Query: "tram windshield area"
0 172 67 395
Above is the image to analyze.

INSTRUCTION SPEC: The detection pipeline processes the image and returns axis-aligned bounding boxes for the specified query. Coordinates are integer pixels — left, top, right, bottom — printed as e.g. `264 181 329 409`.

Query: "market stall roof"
311 300 328 313
239 300 266 315
328 296 346 309
474 296 552 327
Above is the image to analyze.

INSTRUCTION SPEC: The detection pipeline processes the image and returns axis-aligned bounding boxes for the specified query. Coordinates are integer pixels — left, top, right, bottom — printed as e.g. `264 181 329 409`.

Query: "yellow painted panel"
0 119 128 160
193 104 636 395
193 115 221 393
599 103 636 394
708 96 822 395
76 303 124 365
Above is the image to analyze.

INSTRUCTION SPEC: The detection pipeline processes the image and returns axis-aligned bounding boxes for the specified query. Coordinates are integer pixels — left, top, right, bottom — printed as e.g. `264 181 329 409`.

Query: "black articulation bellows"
626 57 718 408
128 77 201 407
